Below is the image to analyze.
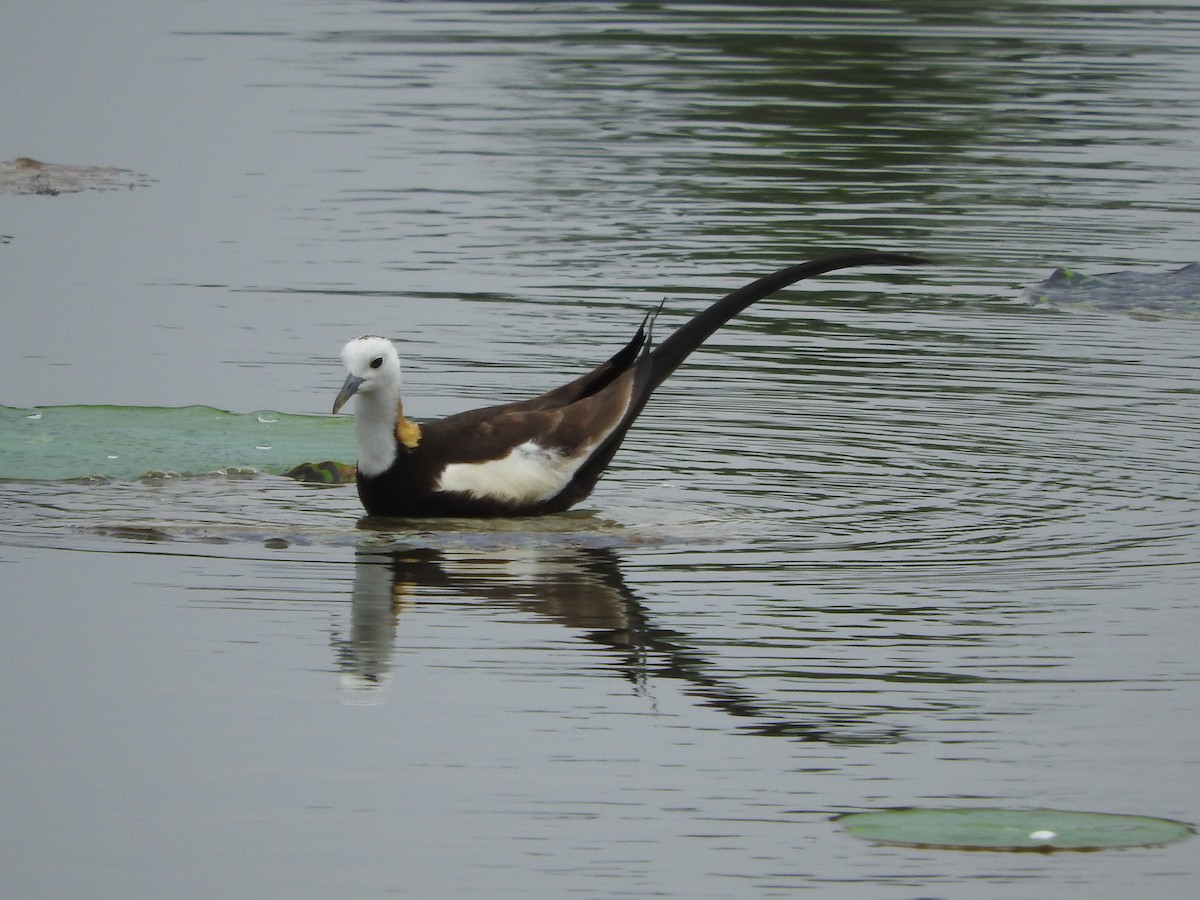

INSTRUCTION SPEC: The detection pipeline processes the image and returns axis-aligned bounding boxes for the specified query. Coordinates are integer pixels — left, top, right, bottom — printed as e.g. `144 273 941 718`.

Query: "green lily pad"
840 807 1194 852
0 405 356 481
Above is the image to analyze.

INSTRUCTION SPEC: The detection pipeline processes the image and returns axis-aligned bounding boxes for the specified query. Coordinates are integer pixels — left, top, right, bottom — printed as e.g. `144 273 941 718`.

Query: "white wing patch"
435 440 592 505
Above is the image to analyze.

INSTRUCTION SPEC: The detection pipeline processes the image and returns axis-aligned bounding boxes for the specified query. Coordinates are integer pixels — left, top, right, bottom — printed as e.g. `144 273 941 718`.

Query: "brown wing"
418 366 640 464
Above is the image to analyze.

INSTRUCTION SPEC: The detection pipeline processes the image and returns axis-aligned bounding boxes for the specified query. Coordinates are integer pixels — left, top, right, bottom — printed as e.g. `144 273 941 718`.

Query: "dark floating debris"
1026 262 1200 319
0 157 153 196
284 460 358 485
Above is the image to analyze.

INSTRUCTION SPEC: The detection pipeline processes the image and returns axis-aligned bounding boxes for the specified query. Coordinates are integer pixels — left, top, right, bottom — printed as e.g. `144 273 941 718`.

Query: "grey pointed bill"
332 374 365 414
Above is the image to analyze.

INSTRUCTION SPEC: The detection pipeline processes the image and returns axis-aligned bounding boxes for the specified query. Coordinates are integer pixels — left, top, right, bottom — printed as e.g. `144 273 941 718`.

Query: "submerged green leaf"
840 807 1194 851
1025 263 1200 319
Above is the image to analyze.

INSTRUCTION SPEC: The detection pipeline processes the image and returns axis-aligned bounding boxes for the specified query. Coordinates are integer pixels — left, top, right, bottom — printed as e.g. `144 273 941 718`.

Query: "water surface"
3 2 1199 898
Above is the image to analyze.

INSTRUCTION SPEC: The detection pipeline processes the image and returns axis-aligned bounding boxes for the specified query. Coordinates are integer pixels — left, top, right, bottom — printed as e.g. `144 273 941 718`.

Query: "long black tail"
549 250 929 511
645 249 928 391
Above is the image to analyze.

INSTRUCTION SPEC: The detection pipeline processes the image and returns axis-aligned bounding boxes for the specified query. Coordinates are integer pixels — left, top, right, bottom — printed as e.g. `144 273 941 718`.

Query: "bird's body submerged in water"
333 250 925 518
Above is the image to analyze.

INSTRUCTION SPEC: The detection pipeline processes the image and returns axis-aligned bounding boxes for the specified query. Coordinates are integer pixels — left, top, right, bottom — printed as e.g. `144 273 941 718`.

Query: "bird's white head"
334 335 405 477
333 335 402 415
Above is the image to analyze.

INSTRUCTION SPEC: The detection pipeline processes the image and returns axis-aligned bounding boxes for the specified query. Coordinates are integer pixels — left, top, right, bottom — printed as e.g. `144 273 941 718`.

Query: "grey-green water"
3 3 1200 898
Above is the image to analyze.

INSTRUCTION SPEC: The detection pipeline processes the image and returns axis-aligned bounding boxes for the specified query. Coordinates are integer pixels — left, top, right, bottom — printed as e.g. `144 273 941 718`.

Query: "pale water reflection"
3 1 1200 897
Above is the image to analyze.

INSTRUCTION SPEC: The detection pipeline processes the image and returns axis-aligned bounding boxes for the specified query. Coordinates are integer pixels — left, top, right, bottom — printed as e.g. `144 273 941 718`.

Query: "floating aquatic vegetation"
0 404 355 481
840 807 1194 852
0 157 153 196
283 459 358 484
1025 263 1200 319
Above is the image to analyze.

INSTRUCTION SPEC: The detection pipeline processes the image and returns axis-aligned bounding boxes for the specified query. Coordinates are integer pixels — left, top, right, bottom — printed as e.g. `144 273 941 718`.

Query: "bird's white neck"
353 384 401 478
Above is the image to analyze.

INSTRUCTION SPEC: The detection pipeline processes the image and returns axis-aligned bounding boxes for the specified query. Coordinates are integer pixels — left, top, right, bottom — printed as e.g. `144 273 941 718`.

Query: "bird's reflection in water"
335 543 904 744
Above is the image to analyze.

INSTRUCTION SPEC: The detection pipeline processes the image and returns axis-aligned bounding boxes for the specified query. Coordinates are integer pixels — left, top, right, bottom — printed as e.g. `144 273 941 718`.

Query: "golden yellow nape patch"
394 400 422 449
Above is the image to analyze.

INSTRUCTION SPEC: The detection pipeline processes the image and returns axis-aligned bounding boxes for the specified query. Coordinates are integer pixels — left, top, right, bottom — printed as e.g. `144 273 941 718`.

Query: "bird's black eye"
369 357 384 369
